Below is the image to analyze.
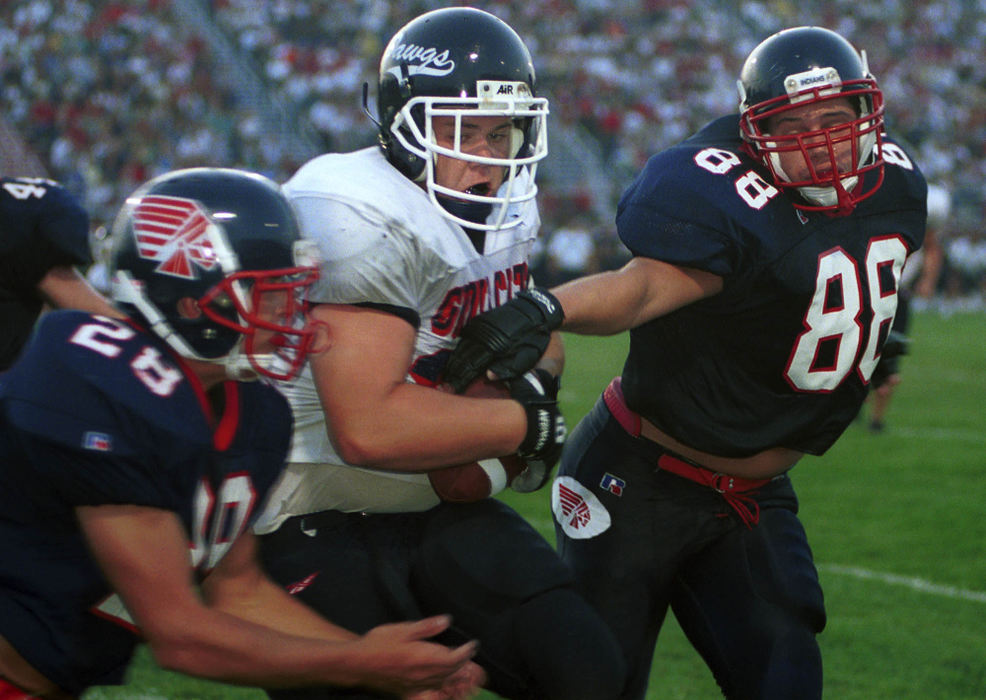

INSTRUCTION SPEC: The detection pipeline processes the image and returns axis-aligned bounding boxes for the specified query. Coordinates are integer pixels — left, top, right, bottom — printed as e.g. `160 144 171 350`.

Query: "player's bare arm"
309 303 528 470
914 227 944 298
552 257 723 335
36 264 124 318
208 531 487 700
204 533 485 699
446 258 721 390
200 529 360 641
76 504 482 696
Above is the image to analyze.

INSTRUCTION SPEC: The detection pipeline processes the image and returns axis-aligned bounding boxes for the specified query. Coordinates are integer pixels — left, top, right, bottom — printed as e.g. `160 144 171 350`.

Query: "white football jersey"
255 147 540 531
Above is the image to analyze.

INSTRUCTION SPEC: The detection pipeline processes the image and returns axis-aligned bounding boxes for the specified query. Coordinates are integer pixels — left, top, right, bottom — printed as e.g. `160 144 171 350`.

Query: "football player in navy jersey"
0 168 483 700
254 8 624 700
0 175 122 370
446 26 927 700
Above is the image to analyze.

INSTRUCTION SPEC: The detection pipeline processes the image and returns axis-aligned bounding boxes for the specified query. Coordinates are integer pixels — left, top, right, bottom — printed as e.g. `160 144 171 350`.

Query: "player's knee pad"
413 499 575 632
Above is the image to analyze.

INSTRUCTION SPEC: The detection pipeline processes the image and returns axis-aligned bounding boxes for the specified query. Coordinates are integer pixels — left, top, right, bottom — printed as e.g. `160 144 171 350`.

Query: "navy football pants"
258 498 626 699
555 397 826 700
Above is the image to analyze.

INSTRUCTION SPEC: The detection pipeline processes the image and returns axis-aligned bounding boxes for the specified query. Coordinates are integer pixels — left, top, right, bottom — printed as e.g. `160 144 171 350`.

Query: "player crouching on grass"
0 168 483 700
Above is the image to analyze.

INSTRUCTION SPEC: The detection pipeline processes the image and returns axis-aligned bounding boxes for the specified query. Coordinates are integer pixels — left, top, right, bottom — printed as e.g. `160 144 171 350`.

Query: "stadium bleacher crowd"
2 0 984 303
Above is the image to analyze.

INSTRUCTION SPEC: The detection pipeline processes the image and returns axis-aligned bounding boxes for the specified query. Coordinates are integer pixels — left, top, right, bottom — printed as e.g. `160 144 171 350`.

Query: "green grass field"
83 310 986 699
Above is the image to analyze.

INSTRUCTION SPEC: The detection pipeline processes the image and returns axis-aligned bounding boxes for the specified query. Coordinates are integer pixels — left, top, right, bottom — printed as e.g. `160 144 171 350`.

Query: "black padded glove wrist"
444 288 564 393
518 287 565 328
508 369 566 492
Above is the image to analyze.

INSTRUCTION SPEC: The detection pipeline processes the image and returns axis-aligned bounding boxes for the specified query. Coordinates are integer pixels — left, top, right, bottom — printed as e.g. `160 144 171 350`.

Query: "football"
428 377 528 502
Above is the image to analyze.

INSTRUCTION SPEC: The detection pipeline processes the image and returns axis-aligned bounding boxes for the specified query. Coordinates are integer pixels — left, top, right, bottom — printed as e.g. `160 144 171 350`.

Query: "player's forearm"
203 567 358 643
329 387 527 470
552 270 638 335
145 606 388 689
552 262 661 335
148 602 479 695
915 249 944 298
553 257 722 334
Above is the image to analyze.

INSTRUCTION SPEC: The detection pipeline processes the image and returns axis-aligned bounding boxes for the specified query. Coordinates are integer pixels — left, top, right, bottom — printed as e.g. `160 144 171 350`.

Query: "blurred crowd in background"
2 0 985 309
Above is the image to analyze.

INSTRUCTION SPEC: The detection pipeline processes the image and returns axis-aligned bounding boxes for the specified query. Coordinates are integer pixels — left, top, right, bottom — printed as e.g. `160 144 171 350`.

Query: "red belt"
0 678 42 700
602 377 770 527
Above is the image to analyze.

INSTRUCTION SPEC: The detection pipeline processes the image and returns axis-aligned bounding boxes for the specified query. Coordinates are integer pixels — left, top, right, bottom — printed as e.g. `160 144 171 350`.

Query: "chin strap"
435 194 493 226
833 176 858 215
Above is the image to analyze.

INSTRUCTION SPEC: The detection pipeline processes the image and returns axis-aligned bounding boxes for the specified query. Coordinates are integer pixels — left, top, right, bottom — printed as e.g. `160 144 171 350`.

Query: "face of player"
430 114 513 199
764 96 859 183
249 287 294 352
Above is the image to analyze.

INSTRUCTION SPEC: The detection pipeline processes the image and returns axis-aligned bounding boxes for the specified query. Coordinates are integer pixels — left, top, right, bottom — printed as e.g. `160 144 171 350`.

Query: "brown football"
428 378 527 503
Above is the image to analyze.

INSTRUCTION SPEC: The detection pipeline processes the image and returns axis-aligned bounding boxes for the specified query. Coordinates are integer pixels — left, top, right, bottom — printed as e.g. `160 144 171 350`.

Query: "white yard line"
819 564 986 604
888 426 986 445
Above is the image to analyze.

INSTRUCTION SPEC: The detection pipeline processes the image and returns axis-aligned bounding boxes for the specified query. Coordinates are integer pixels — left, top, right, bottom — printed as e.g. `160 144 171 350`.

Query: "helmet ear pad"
378 66 428 181
511 117 537 159
170 294 234 351
379 125 427 182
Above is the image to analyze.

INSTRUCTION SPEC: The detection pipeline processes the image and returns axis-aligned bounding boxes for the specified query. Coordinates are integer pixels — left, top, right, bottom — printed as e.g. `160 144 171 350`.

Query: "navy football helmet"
110 168 320 381
738 26 885 213
373 7 548 231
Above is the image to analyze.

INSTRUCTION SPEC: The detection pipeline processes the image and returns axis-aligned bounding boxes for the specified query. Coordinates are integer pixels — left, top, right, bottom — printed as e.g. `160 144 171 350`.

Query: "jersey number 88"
694 146 912 393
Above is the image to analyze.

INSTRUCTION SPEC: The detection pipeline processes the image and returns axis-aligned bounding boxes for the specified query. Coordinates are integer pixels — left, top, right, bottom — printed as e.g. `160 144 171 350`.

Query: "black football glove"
508 369 567 493
871 329 910 389
444 287 564 393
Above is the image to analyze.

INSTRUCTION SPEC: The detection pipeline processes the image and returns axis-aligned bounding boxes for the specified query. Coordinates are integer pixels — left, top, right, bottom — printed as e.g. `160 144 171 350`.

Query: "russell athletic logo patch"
600 472 626 496
83 431 112 452
552 476 610 539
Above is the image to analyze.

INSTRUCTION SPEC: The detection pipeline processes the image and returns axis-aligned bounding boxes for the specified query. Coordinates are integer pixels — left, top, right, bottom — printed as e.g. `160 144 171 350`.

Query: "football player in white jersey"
254 8 625 700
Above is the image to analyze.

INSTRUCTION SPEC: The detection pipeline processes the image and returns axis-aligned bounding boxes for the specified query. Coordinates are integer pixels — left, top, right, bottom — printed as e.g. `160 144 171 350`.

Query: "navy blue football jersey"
0 311 292 694
0 177 92 370
617 115 927 457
